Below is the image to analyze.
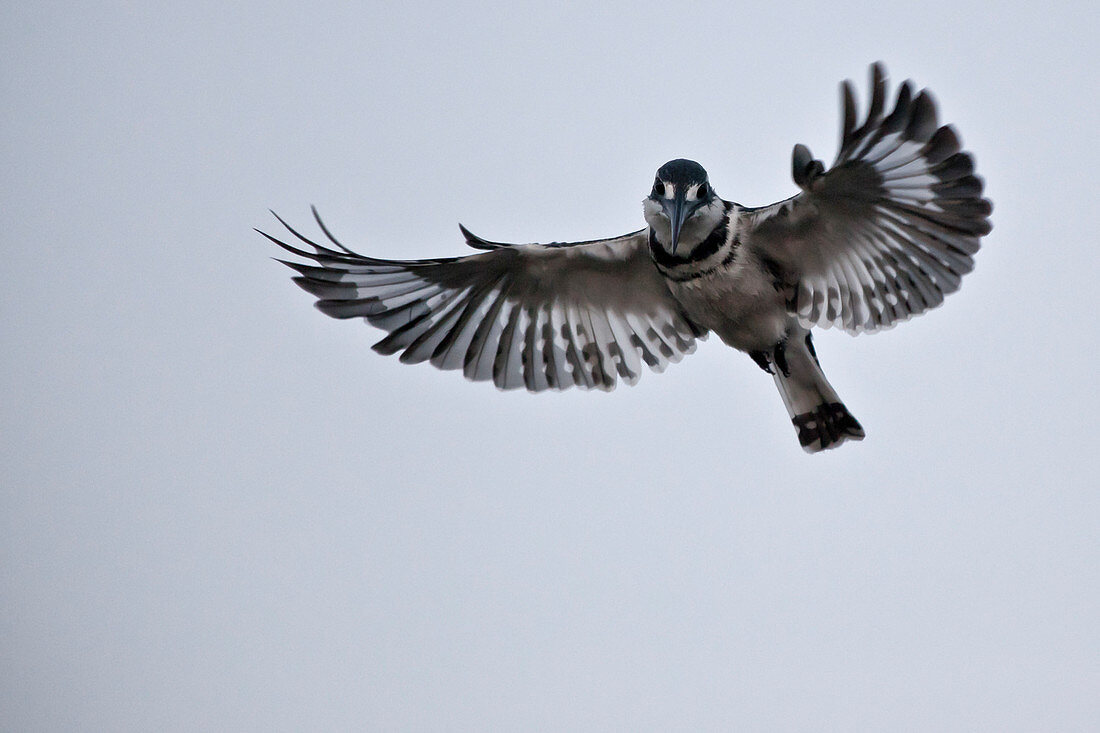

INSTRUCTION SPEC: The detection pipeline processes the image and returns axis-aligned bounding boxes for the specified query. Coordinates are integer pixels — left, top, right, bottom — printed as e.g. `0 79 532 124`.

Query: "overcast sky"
3 1 1098 730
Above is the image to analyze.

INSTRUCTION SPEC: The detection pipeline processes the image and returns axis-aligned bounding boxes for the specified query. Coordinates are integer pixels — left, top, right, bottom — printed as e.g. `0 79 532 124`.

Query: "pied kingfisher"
262 63 992 452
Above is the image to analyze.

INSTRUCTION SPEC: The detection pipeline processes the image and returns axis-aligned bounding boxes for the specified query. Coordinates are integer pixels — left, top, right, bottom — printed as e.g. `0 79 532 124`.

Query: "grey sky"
3 1 1098 730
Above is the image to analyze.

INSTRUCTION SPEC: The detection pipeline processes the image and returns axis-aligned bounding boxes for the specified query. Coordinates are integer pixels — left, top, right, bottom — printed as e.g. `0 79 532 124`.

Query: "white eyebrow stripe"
658 182 707 200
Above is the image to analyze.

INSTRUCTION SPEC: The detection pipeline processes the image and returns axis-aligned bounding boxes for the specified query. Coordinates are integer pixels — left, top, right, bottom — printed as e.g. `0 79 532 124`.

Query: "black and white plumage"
262 63 991 452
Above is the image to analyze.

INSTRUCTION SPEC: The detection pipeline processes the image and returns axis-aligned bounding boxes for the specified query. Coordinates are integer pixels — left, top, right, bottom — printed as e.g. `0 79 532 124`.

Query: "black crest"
655 159 709 186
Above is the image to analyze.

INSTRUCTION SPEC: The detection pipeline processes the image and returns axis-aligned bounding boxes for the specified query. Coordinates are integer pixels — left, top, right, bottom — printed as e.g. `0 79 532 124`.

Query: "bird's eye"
696 184 709 200
653 180 665 197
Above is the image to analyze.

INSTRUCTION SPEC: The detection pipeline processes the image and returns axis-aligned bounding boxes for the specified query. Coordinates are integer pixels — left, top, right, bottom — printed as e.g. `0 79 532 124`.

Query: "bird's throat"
648 200 729 264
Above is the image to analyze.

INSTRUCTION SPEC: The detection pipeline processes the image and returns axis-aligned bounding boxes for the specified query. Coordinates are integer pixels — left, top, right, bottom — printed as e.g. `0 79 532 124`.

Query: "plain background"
3 1 1098 730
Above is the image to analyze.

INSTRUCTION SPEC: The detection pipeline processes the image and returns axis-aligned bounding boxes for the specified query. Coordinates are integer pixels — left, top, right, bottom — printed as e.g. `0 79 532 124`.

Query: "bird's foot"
773 337 791 378
749 350 773 374
804 332 820 366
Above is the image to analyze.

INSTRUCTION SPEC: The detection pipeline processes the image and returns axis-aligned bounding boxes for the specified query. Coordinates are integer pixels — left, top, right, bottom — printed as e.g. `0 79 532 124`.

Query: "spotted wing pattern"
262 210 704 391
746 62 992 333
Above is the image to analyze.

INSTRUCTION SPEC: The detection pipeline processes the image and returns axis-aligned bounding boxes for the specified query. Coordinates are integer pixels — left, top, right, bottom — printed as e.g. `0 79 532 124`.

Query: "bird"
261 63 992 453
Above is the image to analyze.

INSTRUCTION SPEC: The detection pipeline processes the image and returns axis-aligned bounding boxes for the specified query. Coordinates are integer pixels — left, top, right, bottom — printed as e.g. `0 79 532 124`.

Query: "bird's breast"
665 245 791 352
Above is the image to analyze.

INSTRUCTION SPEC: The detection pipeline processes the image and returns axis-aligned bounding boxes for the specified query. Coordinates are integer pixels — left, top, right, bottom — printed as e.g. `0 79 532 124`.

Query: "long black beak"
662 190 689 254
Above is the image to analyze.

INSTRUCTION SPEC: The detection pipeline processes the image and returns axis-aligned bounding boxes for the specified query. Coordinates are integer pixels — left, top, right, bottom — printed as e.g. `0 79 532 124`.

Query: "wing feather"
494 300 524 390
522 301 550 392
265 214 701 391
747 62 992 333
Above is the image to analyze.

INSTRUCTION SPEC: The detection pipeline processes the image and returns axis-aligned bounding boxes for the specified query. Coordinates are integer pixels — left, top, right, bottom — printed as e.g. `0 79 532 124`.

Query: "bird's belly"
671 271 789 352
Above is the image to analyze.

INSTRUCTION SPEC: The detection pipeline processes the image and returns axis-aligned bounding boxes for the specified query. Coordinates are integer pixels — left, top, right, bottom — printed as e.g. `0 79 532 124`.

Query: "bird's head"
643 159 719 255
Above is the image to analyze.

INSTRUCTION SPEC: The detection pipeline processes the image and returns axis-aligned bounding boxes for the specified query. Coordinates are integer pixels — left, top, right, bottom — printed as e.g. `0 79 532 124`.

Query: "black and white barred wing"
746 63 992 333
262 211 703 391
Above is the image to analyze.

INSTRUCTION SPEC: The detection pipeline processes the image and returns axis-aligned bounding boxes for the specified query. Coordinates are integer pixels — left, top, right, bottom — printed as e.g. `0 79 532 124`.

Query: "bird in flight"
262 63 992 453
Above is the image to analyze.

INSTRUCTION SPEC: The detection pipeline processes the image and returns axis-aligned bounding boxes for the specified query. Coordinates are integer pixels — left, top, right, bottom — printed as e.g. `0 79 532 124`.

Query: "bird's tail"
772 331 865 453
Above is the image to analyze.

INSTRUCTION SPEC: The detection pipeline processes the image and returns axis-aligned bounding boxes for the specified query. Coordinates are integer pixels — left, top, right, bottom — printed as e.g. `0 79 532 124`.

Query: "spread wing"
745 63 992 333
261 209 704 391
